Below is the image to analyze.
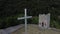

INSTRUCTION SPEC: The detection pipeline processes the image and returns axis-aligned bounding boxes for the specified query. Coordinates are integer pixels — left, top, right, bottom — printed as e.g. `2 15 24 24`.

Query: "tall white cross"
17 8 32 34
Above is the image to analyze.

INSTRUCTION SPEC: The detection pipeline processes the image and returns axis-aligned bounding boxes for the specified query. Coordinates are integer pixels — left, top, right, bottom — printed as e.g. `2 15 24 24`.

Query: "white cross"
17 8 32 34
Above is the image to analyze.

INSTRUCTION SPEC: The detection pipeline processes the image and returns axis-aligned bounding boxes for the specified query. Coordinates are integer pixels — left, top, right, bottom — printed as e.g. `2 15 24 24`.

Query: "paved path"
11 24 60 34
0 24 24 34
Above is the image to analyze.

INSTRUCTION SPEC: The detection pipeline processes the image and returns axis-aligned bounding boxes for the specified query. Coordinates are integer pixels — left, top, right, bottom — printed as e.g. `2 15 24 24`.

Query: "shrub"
0 14 24 29
25 16 38 24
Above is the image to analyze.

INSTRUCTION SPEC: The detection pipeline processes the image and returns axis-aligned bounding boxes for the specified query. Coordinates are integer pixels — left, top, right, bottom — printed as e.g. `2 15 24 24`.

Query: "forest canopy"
0 0 60 29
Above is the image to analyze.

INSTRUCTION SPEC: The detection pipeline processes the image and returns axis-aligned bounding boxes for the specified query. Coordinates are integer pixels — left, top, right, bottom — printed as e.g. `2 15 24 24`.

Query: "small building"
39 13 50 29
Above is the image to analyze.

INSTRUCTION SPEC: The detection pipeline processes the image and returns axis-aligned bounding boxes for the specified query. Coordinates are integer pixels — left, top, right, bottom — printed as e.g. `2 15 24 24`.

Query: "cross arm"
17 16 32 20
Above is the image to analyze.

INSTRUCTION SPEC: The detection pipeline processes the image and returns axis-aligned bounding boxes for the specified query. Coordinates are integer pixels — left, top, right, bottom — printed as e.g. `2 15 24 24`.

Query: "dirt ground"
11 24 60 34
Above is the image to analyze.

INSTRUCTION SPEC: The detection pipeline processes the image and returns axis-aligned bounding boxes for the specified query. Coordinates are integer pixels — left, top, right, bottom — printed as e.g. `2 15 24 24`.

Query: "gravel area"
11 24 60 34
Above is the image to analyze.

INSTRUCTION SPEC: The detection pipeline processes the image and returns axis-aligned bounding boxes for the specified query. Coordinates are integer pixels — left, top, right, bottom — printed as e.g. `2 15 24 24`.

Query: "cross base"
22 32 28 34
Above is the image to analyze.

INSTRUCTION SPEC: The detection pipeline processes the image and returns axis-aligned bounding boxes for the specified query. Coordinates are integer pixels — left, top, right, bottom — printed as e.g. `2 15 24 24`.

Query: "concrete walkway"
11 24 60 34
0 24 24 34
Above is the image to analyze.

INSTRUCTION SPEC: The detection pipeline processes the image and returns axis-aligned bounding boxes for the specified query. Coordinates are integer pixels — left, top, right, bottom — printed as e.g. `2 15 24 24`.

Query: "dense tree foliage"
0 0 60 16
0 0 60 29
